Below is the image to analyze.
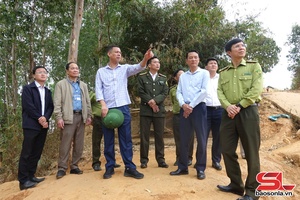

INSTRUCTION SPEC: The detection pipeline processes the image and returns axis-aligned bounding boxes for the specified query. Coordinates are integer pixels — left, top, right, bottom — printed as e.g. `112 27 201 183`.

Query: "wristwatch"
236 103 243 109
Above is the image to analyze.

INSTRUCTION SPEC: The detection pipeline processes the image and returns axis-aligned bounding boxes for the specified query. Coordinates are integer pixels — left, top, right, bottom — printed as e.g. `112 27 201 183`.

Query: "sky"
219 0 300 89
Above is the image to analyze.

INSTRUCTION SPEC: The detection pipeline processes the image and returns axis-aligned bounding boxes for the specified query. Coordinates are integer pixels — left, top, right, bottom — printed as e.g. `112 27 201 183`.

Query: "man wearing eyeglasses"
18 66 54 190
217 38 263 200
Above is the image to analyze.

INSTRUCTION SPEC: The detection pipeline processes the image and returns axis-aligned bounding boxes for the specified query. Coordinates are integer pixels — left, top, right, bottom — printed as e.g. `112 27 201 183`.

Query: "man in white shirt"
204 57 223 171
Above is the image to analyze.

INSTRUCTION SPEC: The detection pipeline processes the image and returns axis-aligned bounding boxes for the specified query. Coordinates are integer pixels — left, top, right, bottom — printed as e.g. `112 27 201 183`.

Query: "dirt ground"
0 91 300 200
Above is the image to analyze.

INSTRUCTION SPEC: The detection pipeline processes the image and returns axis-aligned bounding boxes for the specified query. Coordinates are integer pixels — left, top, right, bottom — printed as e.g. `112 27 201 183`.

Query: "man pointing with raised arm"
95 46 153 179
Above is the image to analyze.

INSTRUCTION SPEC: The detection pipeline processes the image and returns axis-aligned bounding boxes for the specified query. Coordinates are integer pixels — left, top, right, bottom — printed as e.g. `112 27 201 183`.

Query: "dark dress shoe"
197 171 206 180
217 185 244 196
103 168 115 179
114 163 121 168
140 163 147 168
30 177 45 183
212 162 222 171
170 169 188 175
93 164 102 171
70 168 83 174
56 170 66 179
124 168 144 179
158 162 169 168
237 195 254 200
19 180 37 190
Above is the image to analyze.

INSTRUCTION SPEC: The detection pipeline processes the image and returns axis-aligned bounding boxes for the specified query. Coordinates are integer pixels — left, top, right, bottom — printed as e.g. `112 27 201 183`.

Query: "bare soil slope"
0 91 299 200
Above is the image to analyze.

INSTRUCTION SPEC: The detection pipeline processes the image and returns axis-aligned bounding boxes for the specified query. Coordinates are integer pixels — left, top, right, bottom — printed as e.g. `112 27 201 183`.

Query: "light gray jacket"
54 78 92 124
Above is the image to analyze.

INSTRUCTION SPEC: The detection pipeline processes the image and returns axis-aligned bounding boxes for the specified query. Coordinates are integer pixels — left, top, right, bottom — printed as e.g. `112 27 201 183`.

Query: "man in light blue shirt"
170 50 209 180
95 45 153 179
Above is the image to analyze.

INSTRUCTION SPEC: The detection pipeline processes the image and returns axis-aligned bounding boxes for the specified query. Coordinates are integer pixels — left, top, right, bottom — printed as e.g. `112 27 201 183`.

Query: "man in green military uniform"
137 56 169 169
89 92 120 171
217 38 263 200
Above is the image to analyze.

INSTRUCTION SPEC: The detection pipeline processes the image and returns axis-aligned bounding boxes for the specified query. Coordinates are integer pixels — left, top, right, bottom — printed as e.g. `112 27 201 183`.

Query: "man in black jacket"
18 66 54 190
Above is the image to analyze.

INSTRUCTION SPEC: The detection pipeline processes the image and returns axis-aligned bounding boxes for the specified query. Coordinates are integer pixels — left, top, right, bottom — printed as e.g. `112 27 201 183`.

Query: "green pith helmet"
102 109 124 129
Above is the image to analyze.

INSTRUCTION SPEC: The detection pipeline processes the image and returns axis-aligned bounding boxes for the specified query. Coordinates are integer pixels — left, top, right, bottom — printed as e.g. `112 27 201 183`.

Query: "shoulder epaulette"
218 66 230 73
169 84 177 89
139 71 148 76
246 60 258 63
158 73 166 77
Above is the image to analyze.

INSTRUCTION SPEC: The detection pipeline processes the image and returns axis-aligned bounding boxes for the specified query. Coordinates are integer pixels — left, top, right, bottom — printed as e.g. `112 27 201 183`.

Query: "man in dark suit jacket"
18 66 54 190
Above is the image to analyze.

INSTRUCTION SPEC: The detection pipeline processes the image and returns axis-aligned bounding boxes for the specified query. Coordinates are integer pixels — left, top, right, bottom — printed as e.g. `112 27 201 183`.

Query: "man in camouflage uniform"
137 56 169 169
217 38 263 200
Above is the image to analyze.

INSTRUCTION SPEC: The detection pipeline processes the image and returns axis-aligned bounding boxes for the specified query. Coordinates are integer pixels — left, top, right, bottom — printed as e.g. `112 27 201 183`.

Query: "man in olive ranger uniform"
217 38 263 200
137 56 169 169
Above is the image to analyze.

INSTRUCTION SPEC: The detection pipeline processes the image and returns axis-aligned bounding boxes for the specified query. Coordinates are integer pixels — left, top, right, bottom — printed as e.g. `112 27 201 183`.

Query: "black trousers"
206 107 223 163
18 128 47 184
92 116 103 166
140 116 165 164
173 114 194 162
220 105 260 199
178 103 207 171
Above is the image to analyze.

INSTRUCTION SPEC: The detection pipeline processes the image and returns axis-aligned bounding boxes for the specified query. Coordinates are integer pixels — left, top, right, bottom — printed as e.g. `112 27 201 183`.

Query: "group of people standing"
18 38 263 200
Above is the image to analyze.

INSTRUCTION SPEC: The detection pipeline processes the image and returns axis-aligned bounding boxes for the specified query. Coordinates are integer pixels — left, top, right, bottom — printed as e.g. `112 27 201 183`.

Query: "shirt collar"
229 58 247 69
149 71 158 76
34 81 44 88
106 63 121 70
187 67 201 74
66 76 80 84
211 73 219 79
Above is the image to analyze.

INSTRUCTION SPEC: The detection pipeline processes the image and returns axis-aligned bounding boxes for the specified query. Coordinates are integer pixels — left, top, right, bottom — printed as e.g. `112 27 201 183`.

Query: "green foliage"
231 17 280 73
246 33 280 73
286 24 300 89
0 0 284 183
0 109 23 182
0 0 72 183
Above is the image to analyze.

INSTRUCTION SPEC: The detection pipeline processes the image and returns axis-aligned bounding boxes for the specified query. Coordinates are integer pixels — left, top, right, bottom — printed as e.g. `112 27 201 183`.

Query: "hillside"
0 91 299 200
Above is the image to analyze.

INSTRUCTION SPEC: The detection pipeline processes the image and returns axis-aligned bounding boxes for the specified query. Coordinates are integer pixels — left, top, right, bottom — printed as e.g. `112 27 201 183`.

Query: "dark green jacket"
137 71 168 117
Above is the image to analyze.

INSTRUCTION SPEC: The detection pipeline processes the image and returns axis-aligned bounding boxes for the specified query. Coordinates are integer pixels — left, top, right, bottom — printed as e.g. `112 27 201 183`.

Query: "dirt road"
0 91 299 200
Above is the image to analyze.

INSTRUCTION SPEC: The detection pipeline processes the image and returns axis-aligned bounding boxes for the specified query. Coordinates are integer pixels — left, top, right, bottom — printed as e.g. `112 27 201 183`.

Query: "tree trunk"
68 0 84 63
97 0 107 67
11 2 19 115
28 0 36 82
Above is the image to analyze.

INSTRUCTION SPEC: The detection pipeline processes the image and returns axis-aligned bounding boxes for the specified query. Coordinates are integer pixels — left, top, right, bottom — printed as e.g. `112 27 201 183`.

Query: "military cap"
102 109 124 129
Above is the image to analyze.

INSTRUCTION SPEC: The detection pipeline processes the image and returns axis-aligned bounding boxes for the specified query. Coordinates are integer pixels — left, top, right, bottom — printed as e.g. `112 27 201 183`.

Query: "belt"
235 103 258 110
206 106 222 110
73 110 82 114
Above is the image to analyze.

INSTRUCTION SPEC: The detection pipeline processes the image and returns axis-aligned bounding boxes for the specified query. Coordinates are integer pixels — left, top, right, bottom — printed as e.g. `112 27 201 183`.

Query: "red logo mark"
256 172 296 191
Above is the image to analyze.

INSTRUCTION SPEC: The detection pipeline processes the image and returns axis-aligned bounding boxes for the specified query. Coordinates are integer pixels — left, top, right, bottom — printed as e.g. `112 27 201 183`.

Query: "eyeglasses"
35 71 48 75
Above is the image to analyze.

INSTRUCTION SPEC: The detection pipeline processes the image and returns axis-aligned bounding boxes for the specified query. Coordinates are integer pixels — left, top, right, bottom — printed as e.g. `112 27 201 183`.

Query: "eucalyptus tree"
0 0 72 181
286 24 300 89
68 0 84 63
77 0 127 89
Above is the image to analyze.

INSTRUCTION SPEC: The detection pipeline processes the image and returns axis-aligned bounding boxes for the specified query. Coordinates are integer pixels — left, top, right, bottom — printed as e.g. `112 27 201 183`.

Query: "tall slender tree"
286 24 300 89
68 0 84 62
